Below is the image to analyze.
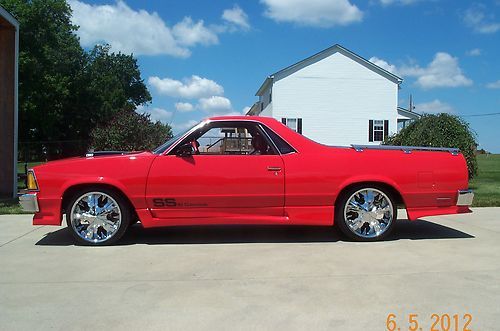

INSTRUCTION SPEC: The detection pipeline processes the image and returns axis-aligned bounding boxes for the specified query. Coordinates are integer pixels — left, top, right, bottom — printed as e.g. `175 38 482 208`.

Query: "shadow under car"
35 219 474 246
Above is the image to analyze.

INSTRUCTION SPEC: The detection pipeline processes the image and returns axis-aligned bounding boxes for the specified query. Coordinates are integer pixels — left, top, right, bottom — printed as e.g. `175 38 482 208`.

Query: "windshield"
153 126 194 154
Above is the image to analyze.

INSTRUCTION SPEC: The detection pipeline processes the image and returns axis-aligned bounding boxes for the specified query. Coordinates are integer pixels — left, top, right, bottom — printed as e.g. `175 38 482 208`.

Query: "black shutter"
281 118 287 125
369 120 373 142
384 120 389 140
297 118 302 134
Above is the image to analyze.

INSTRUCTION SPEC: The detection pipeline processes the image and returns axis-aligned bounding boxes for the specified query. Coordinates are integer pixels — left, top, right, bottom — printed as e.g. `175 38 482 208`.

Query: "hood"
31 151 154 171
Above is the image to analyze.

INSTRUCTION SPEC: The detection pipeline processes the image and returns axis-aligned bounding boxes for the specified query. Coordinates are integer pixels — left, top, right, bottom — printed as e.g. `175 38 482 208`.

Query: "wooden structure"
0 5 19 198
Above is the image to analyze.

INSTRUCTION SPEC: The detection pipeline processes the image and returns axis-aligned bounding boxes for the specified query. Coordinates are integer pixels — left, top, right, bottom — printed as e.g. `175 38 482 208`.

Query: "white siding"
270 52 398 146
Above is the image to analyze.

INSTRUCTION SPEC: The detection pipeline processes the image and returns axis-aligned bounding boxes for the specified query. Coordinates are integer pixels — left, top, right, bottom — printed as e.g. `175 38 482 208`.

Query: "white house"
246 44 420 146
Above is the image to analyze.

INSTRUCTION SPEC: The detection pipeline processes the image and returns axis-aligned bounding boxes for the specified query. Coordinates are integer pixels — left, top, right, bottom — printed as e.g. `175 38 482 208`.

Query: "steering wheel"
190 140 200 155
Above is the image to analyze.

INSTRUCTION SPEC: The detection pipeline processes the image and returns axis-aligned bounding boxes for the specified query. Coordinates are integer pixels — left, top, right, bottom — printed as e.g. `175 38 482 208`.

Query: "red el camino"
20 116 474 245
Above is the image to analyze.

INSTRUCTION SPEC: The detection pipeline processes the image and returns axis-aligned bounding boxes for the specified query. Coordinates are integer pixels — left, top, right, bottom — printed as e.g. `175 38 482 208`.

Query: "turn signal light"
27 170 39 191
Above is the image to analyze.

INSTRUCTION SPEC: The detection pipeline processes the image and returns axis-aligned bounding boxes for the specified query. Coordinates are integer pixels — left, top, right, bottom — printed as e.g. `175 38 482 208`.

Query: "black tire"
65 187 131 246
335 185 397 242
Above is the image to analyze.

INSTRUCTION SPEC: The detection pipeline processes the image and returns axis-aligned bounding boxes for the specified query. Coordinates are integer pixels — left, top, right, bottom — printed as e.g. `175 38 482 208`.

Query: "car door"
145 121 285 221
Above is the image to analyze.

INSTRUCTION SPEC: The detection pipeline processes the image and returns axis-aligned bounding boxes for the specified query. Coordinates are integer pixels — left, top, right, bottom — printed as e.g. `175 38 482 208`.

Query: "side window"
281 117 302 134
197 127 253 155
262 126 296 154
173 122 277 156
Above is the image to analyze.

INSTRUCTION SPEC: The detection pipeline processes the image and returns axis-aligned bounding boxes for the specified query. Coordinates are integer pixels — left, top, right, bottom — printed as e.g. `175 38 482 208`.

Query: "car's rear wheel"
66 188 130 245
335 186 396 241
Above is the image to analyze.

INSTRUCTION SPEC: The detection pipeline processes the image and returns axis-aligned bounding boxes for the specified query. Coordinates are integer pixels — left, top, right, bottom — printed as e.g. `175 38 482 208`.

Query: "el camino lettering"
152 198 177 207
152 198 208 208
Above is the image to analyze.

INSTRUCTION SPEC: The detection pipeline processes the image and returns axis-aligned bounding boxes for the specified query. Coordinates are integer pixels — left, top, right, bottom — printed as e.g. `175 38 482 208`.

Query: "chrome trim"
351 145 460 155
19 193 39 213
457 189 474 206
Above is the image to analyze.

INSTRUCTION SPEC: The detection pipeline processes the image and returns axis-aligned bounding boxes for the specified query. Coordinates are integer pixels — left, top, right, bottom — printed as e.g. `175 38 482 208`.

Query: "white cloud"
402 53 473 89
370 53 472 89
148 75 224 99
379 0 422 5
172 17 219 47
198 96 233 113
369 57 400 75
463 4 500 34
415 100 454 114
486 80 500 89
136 106 173 123
175 102 195 112
69 0 248 58
242 106 252 114
261 0 363 27
222 5 250 30
466 48 482 56
69 0 190 57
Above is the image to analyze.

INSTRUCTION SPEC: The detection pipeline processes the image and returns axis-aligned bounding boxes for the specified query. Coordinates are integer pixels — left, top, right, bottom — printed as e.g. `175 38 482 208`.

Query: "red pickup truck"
20 116 473 245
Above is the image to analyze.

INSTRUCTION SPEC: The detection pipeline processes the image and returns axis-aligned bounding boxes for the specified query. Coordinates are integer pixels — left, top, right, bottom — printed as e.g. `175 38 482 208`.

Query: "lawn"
0 198 28 215
470 154 500 207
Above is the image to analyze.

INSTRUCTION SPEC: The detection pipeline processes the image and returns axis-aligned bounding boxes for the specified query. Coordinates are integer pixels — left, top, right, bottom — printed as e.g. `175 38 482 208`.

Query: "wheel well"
61 183 138 218
334 181 405 208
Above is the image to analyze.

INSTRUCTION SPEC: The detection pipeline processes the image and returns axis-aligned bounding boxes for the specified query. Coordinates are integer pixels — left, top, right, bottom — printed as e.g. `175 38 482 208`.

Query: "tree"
1 0 84 142
90 110 172 151
0 0 152 146
385 113 478 178
65 44 152 142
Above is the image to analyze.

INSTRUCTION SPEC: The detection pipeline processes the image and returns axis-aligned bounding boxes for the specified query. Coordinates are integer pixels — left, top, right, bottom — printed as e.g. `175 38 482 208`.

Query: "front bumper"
19 193 39 213
457 189 474 206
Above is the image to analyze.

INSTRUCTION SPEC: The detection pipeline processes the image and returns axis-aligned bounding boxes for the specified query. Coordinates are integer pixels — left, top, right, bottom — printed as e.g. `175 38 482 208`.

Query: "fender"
335 174 406 206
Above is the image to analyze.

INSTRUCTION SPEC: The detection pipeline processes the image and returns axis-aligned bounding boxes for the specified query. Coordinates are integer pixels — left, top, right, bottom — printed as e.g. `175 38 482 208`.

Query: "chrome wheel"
343 188 394 239
70 192 122 244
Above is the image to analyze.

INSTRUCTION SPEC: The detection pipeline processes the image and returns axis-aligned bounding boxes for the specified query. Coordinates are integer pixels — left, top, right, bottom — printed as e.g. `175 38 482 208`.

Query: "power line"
460 112 500 117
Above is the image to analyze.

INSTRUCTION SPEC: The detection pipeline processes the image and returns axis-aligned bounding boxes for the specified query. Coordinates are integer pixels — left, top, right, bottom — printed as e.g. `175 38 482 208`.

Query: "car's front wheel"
335 186 396 241
66 188 131 245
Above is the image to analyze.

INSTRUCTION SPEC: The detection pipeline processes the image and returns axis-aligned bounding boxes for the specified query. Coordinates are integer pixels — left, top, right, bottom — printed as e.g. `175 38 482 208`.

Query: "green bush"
90 110 172 151
385 113 478 178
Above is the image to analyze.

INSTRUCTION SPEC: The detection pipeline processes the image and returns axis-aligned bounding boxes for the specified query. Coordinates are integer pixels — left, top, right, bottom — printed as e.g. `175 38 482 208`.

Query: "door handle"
267 166 282 172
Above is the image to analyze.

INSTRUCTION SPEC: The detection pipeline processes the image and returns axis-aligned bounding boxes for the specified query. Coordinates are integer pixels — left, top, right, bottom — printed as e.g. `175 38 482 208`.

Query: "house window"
369 120 389 142
269 92 272 103
281 118 302 134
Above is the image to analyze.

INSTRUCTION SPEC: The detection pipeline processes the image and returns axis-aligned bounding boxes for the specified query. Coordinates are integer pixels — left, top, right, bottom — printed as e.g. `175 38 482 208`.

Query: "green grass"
470 154 500 207
0 198 28 214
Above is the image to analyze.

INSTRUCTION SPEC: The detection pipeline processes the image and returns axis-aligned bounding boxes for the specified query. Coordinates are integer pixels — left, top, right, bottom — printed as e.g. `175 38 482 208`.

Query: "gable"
256 44 402 96
276 51 397 84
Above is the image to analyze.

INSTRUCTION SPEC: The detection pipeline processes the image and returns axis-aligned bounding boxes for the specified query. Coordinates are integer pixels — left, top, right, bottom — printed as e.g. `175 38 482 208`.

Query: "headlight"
27 170 39 191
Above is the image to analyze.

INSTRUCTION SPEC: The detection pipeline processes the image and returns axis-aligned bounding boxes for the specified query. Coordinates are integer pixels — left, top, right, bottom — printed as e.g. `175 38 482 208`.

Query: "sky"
68 0 500 152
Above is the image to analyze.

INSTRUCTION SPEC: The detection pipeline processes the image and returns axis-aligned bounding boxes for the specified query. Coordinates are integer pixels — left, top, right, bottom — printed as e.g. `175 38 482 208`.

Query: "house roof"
397 106 421 119
256 44 403 96
0 4 19 28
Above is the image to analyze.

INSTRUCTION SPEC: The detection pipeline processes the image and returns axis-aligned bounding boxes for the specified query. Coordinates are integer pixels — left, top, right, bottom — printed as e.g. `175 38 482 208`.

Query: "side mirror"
176 143 194 157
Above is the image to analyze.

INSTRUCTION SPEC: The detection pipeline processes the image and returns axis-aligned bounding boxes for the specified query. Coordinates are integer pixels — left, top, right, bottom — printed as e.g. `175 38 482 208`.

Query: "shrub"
385 113 478 178
90 110 172 151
